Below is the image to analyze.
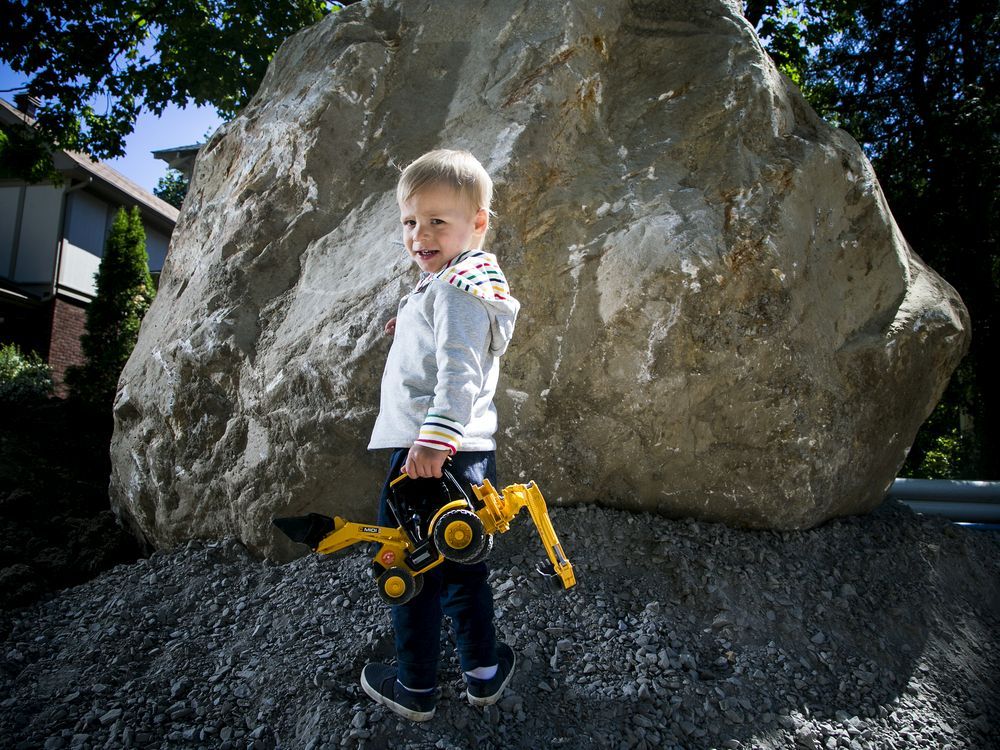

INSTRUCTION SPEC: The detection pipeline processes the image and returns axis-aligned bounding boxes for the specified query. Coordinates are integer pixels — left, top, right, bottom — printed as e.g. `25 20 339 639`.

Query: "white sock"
397 679 434 693
465 664 498 681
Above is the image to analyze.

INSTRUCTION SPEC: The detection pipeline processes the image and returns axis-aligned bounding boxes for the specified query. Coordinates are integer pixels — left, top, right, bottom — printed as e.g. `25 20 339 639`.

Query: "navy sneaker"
361 663 437 722
465 642 516 706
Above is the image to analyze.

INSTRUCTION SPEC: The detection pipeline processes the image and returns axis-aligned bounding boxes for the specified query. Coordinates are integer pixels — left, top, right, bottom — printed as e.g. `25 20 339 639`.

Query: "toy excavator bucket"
536 561 570 591
273 513 336 550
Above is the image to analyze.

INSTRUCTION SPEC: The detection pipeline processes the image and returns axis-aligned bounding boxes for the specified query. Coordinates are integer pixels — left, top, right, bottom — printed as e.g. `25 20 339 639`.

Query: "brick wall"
47 297 88 397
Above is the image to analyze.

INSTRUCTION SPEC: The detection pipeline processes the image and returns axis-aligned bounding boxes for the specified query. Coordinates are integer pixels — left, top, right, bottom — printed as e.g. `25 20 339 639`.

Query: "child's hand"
404 444 448 478
384 317 397 336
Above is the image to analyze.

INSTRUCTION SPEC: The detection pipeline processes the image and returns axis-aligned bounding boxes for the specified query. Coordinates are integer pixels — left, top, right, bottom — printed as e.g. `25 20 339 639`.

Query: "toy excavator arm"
272 513 408 557
473 480 576 590
519 482 576 589
314 518 409 556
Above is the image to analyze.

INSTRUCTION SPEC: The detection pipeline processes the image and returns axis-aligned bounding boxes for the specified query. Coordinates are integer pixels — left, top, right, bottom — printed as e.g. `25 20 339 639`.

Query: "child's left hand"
404 444 448 478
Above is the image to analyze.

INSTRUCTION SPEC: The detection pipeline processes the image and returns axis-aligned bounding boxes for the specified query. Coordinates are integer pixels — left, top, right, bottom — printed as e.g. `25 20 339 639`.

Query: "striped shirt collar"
414 249 483 292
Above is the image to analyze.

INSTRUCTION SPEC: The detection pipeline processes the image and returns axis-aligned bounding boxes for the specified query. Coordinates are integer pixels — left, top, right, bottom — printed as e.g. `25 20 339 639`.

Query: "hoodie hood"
422 250 520 357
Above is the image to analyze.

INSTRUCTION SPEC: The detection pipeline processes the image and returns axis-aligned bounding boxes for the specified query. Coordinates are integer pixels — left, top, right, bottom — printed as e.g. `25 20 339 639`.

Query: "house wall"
0 184 64 287
145 225 169 273
64 189 111 254
19 186 63 283
58 243 102 297
0 186 20 277
1 171 174 398
2 185 169 294
60 189 113 298
59 193 169 293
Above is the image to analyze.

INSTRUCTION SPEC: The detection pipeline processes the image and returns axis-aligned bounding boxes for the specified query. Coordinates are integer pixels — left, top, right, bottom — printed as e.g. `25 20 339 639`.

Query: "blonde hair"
396 149 493 214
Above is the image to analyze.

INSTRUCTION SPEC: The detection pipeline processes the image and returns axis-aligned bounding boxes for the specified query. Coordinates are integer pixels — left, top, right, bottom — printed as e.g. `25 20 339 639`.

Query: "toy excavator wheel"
433 509 486 563
377 566 417 606
465 532 494 565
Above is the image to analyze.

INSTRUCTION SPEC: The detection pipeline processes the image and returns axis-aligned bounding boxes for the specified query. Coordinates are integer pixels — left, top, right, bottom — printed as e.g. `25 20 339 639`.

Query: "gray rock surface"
110 0 969 557
1 503 997 749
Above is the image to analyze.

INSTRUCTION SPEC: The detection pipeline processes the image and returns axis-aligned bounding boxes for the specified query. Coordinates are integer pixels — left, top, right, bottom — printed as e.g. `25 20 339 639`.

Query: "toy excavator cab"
372 469 485 584
385 468 471 543
380 468 491 573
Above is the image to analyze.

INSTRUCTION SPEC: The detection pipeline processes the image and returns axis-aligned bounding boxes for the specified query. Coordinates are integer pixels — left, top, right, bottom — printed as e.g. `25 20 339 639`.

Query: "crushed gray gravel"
1 500 998 749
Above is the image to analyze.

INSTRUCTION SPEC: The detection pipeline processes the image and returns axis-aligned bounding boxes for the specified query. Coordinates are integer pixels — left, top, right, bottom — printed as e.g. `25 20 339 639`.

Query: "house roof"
0 98 179 230
53 149 179 228
151 144 201 179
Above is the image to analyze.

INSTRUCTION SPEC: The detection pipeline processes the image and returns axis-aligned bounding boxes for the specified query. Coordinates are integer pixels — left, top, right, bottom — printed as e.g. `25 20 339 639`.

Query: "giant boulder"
110 0 969 558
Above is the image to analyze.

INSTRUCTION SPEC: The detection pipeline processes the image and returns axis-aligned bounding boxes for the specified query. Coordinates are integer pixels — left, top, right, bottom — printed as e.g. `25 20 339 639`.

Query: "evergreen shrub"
66 206 155 407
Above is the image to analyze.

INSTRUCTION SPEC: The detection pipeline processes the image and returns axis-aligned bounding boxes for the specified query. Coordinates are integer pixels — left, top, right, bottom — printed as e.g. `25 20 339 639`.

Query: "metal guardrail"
888 478 1000 523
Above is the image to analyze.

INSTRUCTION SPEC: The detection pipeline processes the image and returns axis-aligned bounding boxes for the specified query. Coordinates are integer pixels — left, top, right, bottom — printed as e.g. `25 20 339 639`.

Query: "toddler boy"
363 149 520 721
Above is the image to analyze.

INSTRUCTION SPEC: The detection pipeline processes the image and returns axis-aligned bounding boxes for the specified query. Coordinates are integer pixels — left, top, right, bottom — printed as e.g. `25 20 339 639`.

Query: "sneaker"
360 663 437 722
466 642 516 706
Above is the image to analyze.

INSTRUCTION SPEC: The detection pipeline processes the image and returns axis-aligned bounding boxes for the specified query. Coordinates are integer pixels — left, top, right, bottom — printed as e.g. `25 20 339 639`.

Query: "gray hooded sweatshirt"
368 250 520 453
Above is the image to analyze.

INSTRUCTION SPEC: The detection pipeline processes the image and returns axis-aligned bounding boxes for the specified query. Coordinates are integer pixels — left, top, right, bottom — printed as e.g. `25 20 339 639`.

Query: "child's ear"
474 208 489 236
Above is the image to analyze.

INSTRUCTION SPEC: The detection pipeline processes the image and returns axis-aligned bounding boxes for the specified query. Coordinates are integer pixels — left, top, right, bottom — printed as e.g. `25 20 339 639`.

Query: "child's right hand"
384 317 397 336
404 444 448 478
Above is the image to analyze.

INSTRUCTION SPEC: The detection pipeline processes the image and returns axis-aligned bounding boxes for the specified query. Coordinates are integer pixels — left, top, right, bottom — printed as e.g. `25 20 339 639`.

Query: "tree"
0 1 354 177
0 119 63 183
750 1 1000 477
744 1 859 118
66 207 155 407
154 169 189 209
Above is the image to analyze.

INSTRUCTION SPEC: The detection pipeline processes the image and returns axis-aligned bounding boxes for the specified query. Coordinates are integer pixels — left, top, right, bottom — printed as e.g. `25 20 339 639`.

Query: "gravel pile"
1 500 997 749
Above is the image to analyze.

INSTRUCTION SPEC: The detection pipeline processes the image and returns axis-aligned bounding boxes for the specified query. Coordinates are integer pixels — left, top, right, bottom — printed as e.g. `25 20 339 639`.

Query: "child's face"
399 183 488 274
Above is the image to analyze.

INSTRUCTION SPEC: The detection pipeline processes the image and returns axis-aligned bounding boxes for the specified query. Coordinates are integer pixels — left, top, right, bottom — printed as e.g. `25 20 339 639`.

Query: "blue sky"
0 63 223 194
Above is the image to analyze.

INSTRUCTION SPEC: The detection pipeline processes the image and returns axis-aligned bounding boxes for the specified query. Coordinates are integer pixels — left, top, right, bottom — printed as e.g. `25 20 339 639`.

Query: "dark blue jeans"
377 448 499 690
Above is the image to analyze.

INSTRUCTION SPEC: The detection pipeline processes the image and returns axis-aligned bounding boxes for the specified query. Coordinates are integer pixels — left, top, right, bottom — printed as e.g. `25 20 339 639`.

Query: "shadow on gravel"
0 398 144 609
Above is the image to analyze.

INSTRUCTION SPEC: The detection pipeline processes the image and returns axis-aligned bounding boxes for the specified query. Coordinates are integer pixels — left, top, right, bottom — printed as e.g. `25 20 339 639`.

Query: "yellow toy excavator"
273 469 575 606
